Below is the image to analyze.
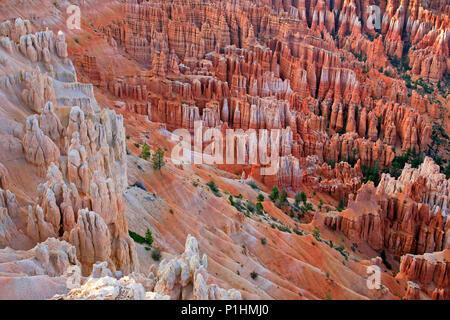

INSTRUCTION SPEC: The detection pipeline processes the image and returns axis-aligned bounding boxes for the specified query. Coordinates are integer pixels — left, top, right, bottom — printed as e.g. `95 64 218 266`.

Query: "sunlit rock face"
0 0 448 300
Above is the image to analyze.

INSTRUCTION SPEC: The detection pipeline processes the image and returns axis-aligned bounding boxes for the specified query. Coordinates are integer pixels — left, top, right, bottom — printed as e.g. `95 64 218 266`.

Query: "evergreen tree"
152 147 165 171
279 189 288 206
140 142 151 160
269 186 279 202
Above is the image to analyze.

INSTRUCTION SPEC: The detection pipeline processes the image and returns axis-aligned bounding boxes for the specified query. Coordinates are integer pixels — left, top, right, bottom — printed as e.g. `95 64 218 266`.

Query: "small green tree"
256 202 264 215
140 142 151 160
207 180 219 193
145 229 154 247
313 227 321 240
279 189 288 206
299 192 307 203
257 194 265 202
152 147 165 171
269 186 279 202
294 193 302 206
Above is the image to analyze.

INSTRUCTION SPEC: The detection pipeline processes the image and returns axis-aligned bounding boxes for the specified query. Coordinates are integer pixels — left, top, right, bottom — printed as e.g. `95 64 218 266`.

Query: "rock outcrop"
398 250 449 300
318 157 450 257
54 235 242 300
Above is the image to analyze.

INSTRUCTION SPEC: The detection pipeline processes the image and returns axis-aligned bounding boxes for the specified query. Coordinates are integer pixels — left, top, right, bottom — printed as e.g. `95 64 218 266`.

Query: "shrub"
279 189 288 206
246 201 256 213
250 271 258 280
207 180 219 193
301 202 314 213
151 248 162 261
129 229 153 247
247 180 260 190
294 193 302 206
140 143 151 160
269 186 280 201
256 202 264 215
313 228 321 240
257 194 265 202
145 229 154 247
299 192 307 203
261 238 267 245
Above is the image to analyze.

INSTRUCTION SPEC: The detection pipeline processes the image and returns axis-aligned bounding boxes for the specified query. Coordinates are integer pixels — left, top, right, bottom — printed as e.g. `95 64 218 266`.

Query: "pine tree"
152 147 165 171
140 142 151 160
145 229 153 247
279 189 288 206
269 186 279 202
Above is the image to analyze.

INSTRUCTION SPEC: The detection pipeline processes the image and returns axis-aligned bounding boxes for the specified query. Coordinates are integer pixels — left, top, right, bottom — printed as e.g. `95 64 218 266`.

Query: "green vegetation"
129 229 153 248
336 199 346 212
261 238 267 245
139 142 151 160
152 147 165 171
295 192 307 206
328 159 336 169
269 186 280 202
278 189 288 207
326 289 332 300
207 180 219 192
361 161 380 186
313 228 321 240
256 202 264 215
257 194 265 202
300 201 314 213
385 148 424 178
250 271 258 280
247 180 260 190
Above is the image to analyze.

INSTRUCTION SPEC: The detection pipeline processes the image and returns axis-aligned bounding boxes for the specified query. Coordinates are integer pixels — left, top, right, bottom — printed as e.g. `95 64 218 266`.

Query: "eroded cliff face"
318 157 449 255
398 249 449 300
0 0 448 300
0 17 137 279
63 0 448 198
316 157 449 299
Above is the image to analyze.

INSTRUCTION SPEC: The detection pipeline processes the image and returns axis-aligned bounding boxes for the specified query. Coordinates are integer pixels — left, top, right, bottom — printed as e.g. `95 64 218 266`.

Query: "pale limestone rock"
38 101 65 150
56 31 68 61
53 236 240 300
53 276 170 300
69 209 112 276
0 238 80 299
22 115 60 169
153 235 241 300
21 67 57 113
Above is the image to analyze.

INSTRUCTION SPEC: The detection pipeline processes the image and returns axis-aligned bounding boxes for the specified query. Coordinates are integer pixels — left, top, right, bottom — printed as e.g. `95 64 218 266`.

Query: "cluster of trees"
138 143 165 171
